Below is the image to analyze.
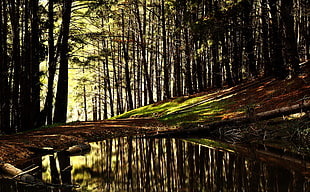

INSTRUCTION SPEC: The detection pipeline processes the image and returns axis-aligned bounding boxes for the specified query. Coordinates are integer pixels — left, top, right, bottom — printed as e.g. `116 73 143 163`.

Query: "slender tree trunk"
21 0 40 130
10 0 21 132
262 0 272 77
232 16 242 84
134 0 154 104
0 0 10 133
212 2 222 88
40 0 55 126
162 0 170 99
54 0 72 123
184 28 193 94
221 31 234 87
242 0 257 78
106 39 114 117
174 1 182 96
281 0 300 76
212 38 222 88
155 37 162 101
269 0 287 79
83 68 88 121
122 10 133 111
30 0 41 128
113 44 122 115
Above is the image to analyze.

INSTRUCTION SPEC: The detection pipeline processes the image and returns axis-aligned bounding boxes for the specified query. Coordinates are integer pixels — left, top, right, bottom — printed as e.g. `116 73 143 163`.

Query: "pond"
0 137 309 192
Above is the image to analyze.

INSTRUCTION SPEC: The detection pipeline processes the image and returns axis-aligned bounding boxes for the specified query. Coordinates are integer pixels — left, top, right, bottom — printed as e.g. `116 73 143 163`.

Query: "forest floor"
0 62 310 166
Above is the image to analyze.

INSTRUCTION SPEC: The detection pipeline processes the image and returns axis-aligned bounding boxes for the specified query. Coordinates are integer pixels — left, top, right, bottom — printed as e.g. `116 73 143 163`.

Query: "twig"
11 166 39 179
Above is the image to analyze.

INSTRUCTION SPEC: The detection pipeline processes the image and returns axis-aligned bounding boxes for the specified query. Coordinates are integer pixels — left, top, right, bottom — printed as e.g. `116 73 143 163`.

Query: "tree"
0 0 10 133
40 0 56 126
280 0 300 76
122 9 134 111
161 0 170 99
242 0 257 78
268 0 287 78
54 0 73 123
133 0 154 105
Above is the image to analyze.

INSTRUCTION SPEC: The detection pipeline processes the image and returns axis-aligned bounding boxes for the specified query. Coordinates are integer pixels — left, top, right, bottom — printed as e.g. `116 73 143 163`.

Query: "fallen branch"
11 166 39 179
0 162 37 183
154 102 310 137
255 102 310 120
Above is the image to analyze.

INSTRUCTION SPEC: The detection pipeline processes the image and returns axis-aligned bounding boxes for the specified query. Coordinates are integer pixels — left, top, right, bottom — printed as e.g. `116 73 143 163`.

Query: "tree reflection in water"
1 137 309 192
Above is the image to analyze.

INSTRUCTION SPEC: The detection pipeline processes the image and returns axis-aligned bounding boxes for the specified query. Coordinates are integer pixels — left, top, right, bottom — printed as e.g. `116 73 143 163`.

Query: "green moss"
111 92 234 127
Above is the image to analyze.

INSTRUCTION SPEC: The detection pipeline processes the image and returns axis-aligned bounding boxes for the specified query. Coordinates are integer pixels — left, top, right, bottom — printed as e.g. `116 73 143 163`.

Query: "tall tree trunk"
134 0 154 104
83 68 88 121
212 2 222 88
174 1 182 96
113 44 122 115
10 0 21 132
0 0 10 133
54 0 72 123
262 0 272 77
107 38 114 117
221 30 234 87
20 0 31 131
40 0 55 126
242 0 257 78
155 37 162 101
269 0 287 79
232 16 242 84
184 28 193 94
30 0 40 128
281 0 300 76
122 10 133 111
212 41 222 88
162 0 170 99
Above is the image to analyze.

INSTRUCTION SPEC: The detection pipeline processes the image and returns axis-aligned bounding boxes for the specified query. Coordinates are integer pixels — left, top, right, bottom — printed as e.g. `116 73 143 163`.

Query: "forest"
0 0 309 133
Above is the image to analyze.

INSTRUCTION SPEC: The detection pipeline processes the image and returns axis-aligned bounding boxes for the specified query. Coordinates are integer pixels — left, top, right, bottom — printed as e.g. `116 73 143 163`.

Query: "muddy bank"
0 118 172 165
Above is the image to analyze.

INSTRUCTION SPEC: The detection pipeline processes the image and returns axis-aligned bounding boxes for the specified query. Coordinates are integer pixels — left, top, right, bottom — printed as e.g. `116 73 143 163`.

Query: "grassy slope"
112 63 309 127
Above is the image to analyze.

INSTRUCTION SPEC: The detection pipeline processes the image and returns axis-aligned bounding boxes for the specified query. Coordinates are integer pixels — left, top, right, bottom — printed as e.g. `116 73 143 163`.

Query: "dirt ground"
0 63 309 166
0 118 171 165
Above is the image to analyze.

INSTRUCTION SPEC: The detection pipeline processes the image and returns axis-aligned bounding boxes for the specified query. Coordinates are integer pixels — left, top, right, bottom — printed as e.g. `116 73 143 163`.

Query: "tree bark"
54 0 73 123
0 0 10 133
174 1 182 97
30 0 41 128
184 28 193 94
134 0 154 104
269 0 287 79
40 0 56 126
162 0 170 99
122 10 133 111
242 0 258 78
10 0 21 132
262 0 272 77
281 0 300 76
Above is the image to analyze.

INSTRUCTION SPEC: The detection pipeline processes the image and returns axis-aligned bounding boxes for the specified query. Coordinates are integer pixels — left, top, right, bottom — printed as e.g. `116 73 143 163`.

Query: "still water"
1 137 309 192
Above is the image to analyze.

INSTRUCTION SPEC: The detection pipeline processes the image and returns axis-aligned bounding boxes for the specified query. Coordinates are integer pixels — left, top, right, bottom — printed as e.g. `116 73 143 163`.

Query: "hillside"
115 63 309 123
114 62 310 143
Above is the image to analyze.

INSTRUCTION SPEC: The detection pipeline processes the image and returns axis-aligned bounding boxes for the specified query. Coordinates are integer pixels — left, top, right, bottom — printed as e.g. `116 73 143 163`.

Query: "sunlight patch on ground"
221 111 244 119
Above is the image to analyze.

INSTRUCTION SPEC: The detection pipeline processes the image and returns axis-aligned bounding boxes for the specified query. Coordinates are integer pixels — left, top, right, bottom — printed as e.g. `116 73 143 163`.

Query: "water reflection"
1 137 309 192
